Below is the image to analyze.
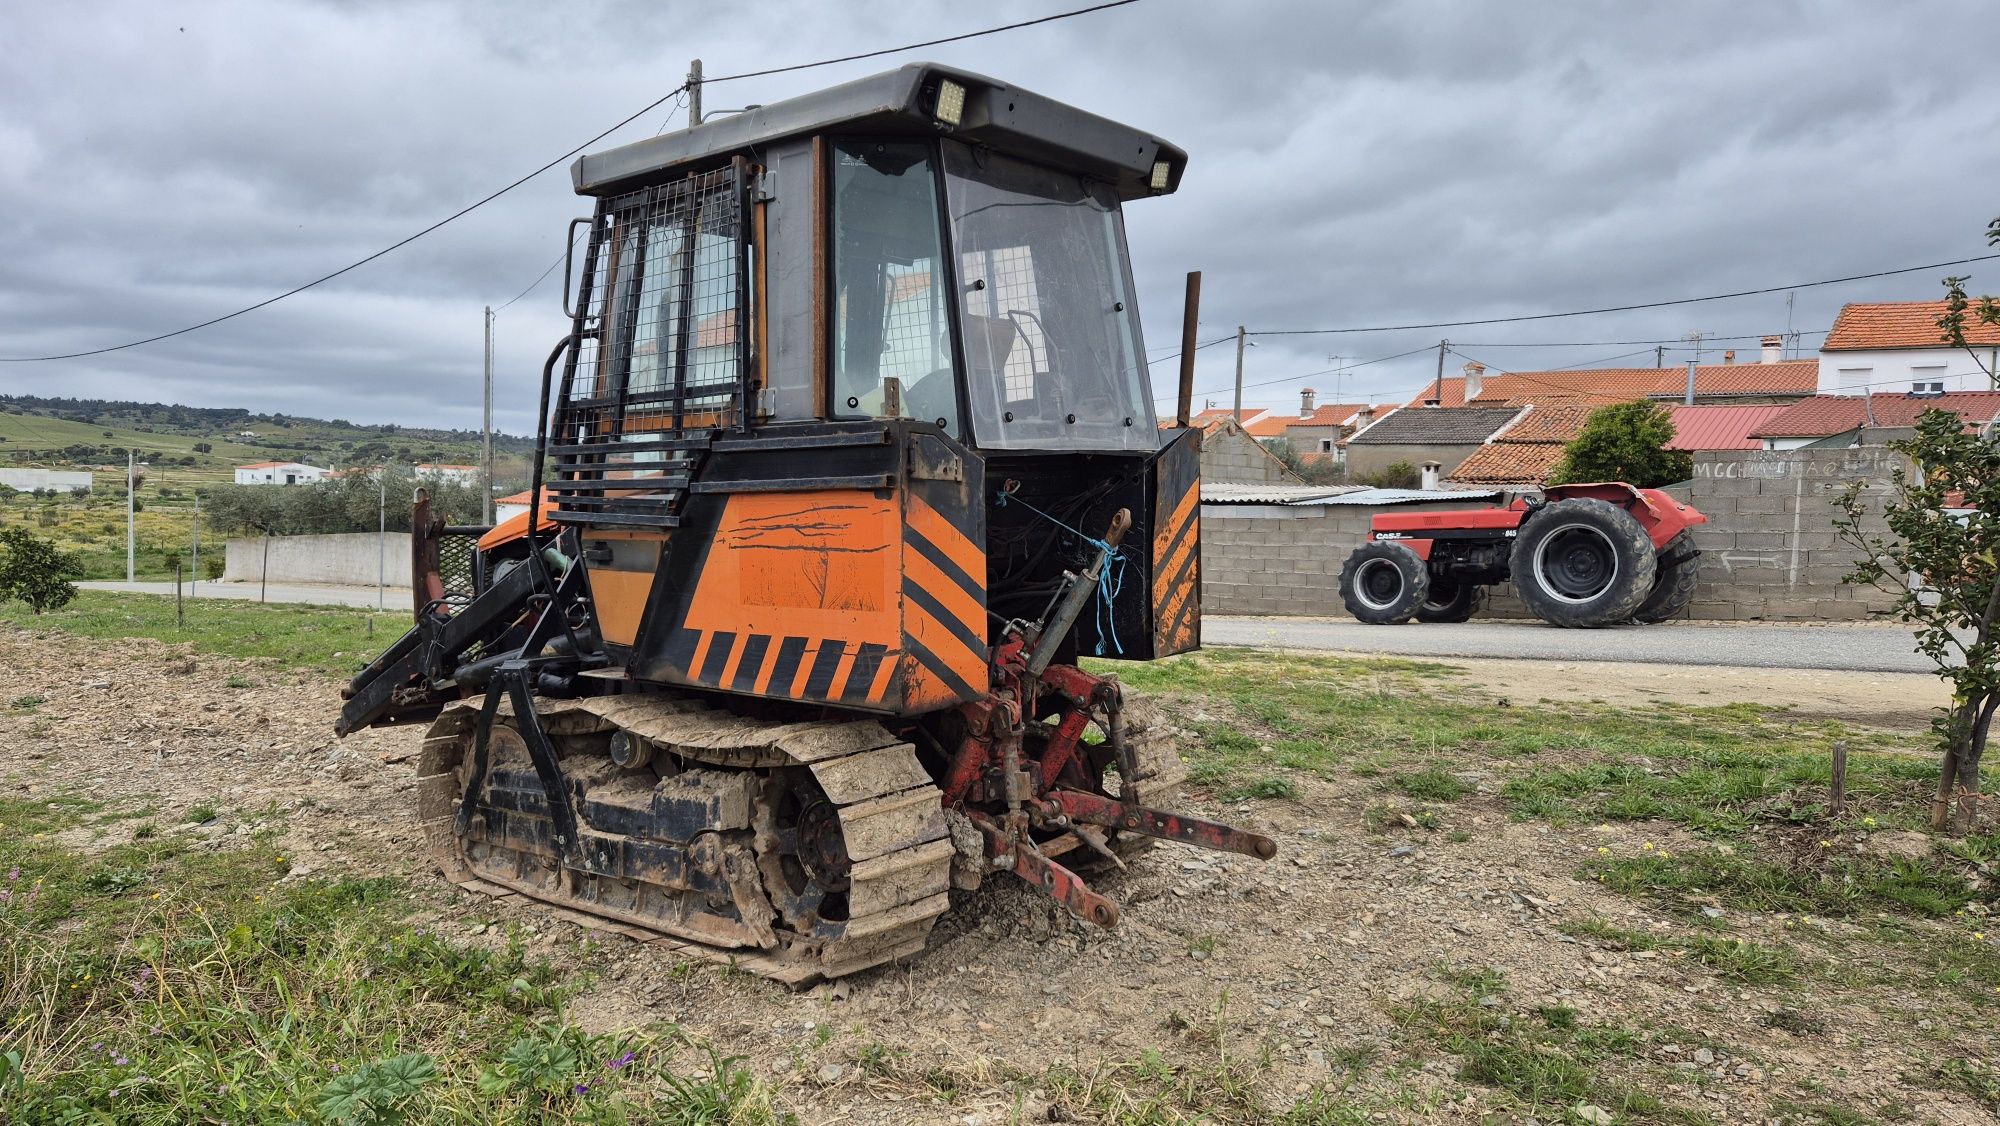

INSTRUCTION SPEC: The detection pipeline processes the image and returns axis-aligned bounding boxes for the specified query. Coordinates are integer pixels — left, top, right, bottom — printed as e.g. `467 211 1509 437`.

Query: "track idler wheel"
755 769 854 937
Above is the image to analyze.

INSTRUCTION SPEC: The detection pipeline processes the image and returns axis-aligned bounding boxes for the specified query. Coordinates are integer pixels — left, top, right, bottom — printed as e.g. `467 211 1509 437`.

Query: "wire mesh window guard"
551 162 752 528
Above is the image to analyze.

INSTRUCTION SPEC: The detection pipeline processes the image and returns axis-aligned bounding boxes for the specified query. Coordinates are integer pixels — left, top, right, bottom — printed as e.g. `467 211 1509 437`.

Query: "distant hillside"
0 395 534 485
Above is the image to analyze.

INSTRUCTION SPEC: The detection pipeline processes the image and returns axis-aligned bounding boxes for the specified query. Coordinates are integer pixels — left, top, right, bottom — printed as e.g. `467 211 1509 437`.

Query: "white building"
0 468 93 492
1818 302 2000 396
413 463 482 485
234 460 327 485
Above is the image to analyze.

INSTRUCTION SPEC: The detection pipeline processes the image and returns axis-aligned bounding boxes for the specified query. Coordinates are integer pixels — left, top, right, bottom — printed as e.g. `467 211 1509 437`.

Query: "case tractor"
337 65 1274 983
1337 484 1707 628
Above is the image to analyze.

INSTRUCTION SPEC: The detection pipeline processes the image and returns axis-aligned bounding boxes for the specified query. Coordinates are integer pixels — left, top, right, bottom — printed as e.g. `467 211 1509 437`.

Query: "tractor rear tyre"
1511 499 1656 628
1415 581 1483 623
1339 541 1430 624
1632 536 1700 624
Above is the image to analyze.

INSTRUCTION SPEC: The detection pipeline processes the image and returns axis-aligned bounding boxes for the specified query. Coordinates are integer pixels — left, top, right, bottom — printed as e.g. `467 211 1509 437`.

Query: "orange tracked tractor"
337 65 1272 983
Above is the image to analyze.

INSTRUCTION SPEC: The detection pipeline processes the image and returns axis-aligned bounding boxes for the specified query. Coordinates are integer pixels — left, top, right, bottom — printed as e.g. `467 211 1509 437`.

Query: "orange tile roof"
1244 402 1370 438
235 460 314 470
1494 402 1597 443
1823 301 2000 351
1412 361 1817 408
1447 441 1567 485
1748 392 2000 438
1663 404 1793 450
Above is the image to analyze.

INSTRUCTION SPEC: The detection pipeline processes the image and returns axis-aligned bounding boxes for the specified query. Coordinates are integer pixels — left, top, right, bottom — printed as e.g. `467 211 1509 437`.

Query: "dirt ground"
2 627 1987 1125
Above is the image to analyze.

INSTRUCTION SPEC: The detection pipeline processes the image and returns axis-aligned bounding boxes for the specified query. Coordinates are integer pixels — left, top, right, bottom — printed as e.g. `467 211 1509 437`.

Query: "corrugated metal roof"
1304 487 1503 506
1200 483 1500 506
1663 404 1793 450
1200 483 1362 504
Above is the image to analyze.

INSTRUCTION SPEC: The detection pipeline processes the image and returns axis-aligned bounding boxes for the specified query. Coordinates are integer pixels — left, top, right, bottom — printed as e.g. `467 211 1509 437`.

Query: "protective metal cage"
550 160 754 528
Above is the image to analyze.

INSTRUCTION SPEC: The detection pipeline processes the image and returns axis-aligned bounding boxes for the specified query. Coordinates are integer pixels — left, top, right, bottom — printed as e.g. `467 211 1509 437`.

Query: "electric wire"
0 0 1147 364
1249 253 2000 337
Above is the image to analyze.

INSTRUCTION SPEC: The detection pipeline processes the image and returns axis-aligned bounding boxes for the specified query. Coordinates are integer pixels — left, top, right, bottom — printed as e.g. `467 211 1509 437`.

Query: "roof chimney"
1421 461 1441 490
1300 387 1316 417
1761 335 1783 364
1723 350 1736 365
1462 361 1485 403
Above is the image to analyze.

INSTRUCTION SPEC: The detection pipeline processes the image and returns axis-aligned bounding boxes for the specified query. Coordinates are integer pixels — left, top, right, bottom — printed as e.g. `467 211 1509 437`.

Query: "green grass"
1582 848 1981 920
0 793 790 1124
1390 966 1709 1124
0 590 400 679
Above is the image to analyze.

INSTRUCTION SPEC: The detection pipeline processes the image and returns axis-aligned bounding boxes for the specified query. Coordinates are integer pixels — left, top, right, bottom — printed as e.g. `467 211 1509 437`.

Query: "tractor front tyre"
1339 541 1430 624
1511 499 1656 628
1415 581 1484 623
1632 536 1701 624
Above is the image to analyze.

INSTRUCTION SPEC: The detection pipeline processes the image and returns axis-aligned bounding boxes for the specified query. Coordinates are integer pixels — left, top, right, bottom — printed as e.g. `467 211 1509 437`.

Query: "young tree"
1843 218 2000 833
0 527 83 613
1835 410 1999 832
1549 400 1692 488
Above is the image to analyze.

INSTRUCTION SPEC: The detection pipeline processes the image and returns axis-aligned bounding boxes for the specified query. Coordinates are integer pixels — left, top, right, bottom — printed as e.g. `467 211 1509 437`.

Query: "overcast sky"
4 0 1996 433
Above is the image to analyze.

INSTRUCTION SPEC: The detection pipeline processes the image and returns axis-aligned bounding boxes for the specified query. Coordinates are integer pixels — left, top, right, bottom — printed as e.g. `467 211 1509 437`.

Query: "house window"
1913 380 1945 395
1836 367 1872 394
1319 439 1334 452
1912 365 1947 396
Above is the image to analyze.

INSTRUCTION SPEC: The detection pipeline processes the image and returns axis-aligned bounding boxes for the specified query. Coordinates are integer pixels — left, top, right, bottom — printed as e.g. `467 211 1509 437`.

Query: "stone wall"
224 532 411 587
1344 441 1484 481
1201 425 1301 484
1674 447 1902 621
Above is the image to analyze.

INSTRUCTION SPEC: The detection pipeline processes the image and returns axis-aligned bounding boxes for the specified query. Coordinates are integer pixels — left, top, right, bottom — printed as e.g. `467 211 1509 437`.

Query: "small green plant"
10 694 46 710
224 674 253 689
1224 775 1299 800
184 802 220 824
316 1052 436 1124
1390 767 1469 802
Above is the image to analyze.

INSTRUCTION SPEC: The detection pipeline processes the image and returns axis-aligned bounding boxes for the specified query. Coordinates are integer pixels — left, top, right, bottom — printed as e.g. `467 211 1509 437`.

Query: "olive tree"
0 527 83 614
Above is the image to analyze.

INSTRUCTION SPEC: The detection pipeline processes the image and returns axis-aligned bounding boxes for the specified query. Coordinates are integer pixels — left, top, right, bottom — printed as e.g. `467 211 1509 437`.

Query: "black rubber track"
1632 536 1701 624
1415 581 1484 623
1339 541 1430 625
1510 498 1657 628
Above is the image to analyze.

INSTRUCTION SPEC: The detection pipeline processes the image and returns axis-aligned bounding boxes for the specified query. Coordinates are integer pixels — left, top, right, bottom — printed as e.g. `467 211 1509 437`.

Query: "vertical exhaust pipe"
1176 270 1201 427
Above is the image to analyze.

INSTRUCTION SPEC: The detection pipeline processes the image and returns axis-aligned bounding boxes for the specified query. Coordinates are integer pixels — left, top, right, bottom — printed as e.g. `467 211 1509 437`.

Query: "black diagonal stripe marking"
905 580 988 658
697 631 736 686
730 634 771 693
916 489 982 549
767 636 809 696
1156 499 1197 581
840 642 889 703
803 639 847 698
907 634 978 702
661 626 701 676
1158 542 1199 633
908 527 984 599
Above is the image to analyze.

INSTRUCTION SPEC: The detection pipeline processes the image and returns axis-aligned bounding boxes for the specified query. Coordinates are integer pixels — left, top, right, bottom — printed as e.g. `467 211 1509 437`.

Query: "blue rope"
996 490 1128 656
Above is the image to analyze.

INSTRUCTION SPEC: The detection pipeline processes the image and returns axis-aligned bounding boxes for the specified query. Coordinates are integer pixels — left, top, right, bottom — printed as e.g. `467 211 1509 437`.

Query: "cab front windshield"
942 141 1157 451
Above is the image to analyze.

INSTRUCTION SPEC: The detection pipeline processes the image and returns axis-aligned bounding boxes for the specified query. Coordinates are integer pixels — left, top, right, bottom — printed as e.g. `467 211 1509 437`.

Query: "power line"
1144 335 1235 368
1 0 1147 364
1154 343 1436 404
700 0 1141 85
493 232 585 314
1450 330 1829 348
1251 253 2000 337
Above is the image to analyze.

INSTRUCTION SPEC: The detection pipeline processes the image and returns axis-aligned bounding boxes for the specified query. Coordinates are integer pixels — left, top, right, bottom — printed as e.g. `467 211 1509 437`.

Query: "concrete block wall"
1200 447 1906 623
1201 429 1300 484
224 532 412 587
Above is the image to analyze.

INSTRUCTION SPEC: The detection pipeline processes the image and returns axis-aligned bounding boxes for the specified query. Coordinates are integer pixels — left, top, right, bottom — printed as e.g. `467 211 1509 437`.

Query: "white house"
234 460 327 485
1818 302 2000 396
413 463 482 485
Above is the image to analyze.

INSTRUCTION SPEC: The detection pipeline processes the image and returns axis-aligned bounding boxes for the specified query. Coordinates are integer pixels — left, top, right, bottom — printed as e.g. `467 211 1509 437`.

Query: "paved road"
82 582 1929 674
1204 616 1933 674
82 580 405 609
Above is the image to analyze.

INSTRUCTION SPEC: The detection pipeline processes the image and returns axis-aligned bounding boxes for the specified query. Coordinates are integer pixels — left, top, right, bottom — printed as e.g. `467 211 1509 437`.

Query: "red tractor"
1337 483 1706 628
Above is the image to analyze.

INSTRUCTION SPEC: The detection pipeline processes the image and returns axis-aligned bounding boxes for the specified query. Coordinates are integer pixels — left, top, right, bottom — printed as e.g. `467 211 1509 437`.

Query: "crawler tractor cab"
1339 483 1706 628
338 65 1266 983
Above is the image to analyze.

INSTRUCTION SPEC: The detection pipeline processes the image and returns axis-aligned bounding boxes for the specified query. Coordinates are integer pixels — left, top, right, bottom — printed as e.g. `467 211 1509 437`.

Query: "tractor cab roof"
570 62 1186 201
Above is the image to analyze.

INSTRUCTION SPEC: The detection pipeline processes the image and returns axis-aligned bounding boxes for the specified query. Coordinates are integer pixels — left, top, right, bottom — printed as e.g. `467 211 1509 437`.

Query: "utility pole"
1654 345 1665 369
191 493 200 593
1427 339 1449 405
482 305 494 525
1231 325 1247 423
378 472 387 611
687 58 703 125
126 449 135 584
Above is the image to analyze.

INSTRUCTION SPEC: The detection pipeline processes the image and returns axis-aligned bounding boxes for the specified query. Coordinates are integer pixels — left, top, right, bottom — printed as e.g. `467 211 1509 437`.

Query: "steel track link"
413 694 954 986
